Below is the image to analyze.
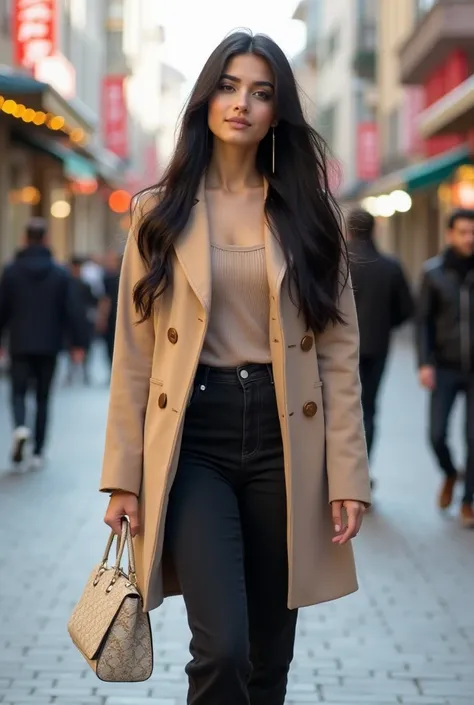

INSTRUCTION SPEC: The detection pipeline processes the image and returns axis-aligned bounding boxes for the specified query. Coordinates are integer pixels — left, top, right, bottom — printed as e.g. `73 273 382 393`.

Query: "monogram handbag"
67 518 153 682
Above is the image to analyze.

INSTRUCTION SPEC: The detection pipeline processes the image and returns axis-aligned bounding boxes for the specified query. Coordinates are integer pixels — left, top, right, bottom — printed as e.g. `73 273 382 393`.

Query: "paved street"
0 337 473 705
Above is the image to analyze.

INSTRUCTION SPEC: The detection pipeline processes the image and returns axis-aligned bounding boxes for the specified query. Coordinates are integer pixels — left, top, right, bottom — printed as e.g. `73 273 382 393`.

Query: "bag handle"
94 518 137 588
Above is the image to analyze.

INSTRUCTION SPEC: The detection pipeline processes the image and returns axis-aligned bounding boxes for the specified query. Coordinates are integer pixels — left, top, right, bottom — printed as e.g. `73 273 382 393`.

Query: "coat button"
167 328 178 344
303 401 317 417
158 393 168 409
300 335 313 352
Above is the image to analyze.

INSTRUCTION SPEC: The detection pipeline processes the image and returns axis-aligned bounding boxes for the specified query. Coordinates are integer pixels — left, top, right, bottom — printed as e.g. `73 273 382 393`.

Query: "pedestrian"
66 255 99 385
416 207 474 528
96 249 121 370
101 31 371 705
347 208 414 483
0 218 85 470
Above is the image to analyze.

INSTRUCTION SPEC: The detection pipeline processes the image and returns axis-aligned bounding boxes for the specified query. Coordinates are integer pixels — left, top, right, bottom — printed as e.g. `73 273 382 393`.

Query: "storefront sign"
356 122 379 182
13 0 56 71
102 75 128 159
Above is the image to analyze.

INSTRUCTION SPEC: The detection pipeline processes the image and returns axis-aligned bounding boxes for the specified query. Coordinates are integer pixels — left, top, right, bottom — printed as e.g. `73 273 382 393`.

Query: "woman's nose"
233 90 249 112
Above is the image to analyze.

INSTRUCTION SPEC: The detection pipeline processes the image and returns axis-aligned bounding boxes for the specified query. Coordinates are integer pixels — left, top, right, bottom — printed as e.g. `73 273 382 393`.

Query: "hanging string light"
0 94 88 146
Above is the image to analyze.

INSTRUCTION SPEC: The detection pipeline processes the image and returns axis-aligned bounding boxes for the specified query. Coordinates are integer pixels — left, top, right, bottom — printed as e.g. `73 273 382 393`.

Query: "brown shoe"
438 474 457 509
460 503 474 528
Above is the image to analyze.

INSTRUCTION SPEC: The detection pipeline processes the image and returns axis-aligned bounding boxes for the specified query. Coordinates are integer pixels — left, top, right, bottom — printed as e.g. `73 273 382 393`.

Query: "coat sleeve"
317 270 371 506
100 199 155 496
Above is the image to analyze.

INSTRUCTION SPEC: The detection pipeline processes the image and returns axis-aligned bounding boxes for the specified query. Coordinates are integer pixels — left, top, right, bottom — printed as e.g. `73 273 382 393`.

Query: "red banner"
102 75 128 159
12 0 56 71
356 122 379 182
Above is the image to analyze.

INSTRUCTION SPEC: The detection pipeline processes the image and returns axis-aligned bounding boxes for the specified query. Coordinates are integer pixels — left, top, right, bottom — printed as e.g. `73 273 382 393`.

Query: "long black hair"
133 30 348 333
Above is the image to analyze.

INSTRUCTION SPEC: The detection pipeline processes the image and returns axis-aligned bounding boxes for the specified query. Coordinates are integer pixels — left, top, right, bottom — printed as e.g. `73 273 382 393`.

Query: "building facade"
0 0 185 266
360 0 474 281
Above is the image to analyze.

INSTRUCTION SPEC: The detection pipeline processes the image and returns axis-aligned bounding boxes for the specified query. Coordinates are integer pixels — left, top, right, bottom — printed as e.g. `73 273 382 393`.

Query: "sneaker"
460 503 474 529
29 454 44 471
11 426 31 465
438 474 458 510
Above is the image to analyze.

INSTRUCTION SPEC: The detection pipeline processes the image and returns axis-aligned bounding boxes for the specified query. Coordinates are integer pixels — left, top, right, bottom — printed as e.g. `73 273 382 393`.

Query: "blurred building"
291 0 320 125
0 0 184 266
156 62 186 168
298 0 474 279
358 0 474 279
295 0 378 197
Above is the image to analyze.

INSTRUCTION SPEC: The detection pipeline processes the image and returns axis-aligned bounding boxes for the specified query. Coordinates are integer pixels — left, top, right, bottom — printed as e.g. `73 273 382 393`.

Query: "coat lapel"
173 178 211 313
263 179 288 297
173 177 287 312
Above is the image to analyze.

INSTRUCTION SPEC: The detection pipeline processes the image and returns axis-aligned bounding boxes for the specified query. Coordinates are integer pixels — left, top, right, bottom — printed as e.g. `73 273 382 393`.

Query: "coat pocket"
149 378 163 387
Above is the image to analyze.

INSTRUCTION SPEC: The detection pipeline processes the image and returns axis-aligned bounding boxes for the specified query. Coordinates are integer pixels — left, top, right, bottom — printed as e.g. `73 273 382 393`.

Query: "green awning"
405 145 472 191
0 73 47 94
12 130 97 179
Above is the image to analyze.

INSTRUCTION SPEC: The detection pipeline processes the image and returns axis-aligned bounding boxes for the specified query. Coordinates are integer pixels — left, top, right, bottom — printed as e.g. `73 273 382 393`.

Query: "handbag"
67 518 153 682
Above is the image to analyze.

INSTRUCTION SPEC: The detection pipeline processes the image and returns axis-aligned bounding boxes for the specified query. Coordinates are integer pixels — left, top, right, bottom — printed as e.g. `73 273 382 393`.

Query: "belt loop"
267 363 274 384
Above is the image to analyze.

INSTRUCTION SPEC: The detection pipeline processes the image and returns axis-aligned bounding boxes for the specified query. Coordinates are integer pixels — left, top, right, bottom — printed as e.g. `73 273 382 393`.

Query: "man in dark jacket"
0 218 85 470
416 208 474 527
348 208 414 482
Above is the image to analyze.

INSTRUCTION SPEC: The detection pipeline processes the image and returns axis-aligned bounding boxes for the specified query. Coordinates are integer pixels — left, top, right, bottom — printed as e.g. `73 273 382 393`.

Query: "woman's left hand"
331 500 366 545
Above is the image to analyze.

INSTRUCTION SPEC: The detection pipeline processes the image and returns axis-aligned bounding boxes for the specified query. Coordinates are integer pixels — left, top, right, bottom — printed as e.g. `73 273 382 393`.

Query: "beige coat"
100 181 371 613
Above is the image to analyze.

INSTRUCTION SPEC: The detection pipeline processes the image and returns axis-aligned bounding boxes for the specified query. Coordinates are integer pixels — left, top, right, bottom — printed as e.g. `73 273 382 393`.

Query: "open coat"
100 181 371 613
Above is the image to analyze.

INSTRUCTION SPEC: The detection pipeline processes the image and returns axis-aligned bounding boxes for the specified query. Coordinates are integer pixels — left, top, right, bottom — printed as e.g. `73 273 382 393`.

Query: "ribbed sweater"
200 243 271 367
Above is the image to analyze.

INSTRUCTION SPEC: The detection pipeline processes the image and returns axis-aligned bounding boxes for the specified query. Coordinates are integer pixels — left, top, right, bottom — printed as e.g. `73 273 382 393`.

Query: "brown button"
158 393 168 409
167 328 178 344
303 401 318 417
300 335 313 352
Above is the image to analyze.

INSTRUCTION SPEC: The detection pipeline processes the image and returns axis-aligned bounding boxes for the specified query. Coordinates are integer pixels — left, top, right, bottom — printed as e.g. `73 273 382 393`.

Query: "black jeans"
429 367 474 504
359 354 387 458
10 354 57 454
164 363 298 705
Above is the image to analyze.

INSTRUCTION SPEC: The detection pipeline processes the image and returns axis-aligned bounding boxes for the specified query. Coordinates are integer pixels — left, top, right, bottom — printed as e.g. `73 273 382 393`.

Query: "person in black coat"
347 208 414 482
0 218 86 469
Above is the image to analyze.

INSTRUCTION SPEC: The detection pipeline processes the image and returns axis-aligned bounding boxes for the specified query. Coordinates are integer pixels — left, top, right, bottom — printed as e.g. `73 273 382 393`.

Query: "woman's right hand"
104 491 140 537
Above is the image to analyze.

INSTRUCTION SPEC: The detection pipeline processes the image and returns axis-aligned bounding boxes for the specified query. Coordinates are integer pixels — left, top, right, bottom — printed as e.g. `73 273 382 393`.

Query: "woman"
101 30 370 705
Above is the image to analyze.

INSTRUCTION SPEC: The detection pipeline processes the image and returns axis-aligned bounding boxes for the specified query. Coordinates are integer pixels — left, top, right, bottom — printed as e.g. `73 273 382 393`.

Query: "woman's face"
208 53 276 147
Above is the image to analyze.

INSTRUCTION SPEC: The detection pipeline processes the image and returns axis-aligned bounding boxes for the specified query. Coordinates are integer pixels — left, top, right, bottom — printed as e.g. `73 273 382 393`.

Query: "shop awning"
12 130 97 180
358 145 472 199
418 76 474 139
404 145 472 191
360 170 407 198
0 70 94 135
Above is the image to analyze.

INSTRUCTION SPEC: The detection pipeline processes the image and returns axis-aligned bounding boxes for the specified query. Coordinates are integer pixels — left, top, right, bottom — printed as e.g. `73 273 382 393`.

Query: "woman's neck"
206 141 262 194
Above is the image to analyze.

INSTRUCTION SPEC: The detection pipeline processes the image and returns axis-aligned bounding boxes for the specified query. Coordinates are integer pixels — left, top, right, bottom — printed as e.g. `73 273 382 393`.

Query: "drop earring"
272 126 276 174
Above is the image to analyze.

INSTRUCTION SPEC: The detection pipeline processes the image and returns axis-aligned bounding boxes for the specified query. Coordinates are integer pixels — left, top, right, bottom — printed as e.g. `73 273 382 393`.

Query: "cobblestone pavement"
0 339 473 705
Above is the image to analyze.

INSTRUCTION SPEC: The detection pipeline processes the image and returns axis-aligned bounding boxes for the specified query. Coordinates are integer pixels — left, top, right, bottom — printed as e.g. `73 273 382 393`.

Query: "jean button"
240 369 249 379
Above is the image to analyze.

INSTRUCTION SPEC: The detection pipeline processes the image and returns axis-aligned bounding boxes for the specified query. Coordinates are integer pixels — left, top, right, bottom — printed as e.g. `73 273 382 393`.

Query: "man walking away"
0 218 85 470
66 256 99 385
416 208 474 528
348 208 414 486
96 249 121 372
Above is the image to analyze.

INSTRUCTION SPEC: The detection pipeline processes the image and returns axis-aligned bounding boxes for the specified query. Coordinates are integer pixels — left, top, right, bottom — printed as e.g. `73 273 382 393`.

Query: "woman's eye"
219 84 234 92
255 91 271 101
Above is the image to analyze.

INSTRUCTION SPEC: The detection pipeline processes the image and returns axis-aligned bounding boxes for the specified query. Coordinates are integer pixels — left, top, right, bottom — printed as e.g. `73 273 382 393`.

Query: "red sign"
102 75 128 159
13 0 56 71
402 86 425 157
356 122 379 181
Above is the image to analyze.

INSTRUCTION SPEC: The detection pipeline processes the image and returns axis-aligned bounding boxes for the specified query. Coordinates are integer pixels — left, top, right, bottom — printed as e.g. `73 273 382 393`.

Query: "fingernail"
335 524 341 532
